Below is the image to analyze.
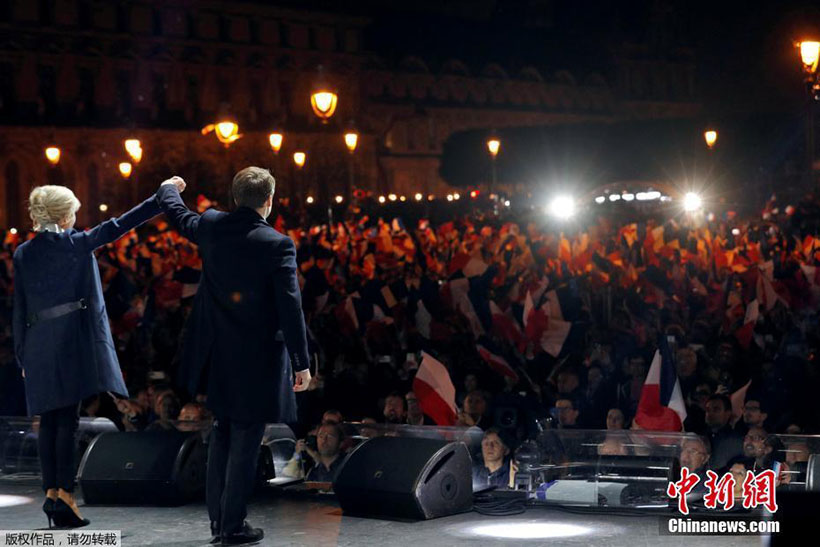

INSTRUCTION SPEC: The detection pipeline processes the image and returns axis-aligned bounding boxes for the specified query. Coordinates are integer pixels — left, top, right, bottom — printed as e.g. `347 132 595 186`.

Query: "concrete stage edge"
0 478 759 546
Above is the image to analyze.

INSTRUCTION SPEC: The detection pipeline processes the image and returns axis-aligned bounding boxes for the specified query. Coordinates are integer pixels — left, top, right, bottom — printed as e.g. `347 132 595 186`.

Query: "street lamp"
202 119 241 146
310 68 338 122
124 139 143 163
800 41 820 83
704 129 717 149
119 162 132 178
344 132 358 153
311 90 338 122
343 131 359 200
487 137 500 194
798 40 820 180
45 146 61 165
268 132 284 154
293 151 306 169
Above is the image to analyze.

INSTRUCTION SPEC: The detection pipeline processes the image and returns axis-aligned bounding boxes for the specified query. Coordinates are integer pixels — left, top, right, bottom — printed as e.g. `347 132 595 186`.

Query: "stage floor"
0 477 759 546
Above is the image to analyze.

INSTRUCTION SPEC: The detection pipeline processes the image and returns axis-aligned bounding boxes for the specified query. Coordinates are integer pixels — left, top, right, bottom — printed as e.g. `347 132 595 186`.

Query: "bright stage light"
683 192 703 212
636 191 661 201
468 522 590 540
0 494 32 508
622 193 635 201
732 228 740 236
378 195 386 204
594 196 605 204
548 195 576 220
609 194 620 202
504 200 511 207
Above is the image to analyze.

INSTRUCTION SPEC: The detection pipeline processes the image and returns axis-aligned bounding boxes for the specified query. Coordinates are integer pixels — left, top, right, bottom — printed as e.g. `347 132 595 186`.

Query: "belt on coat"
26 298 87 328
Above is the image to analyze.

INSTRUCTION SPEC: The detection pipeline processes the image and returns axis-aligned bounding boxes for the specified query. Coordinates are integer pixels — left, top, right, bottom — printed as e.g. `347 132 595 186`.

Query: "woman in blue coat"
12 180 178 527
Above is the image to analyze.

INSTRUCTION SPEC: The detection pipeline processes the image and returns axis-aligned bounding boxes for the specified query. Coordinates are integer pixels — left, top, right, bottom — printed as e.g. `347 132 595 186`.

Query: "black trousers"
38 403 79 493
206 417 265 535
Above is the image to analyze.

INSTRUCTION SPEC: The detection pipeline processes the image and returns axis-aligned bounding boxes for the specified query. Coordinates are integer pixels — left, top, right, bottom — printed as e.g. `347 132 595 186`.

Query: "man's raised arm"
157 176 200 243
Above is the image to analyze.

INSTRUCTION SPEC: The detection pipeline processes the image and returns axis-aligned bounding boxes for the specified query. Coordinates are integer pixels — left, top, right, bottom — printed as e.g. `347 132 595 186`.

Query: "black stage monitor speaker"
77 430 207 505
333 437 473 520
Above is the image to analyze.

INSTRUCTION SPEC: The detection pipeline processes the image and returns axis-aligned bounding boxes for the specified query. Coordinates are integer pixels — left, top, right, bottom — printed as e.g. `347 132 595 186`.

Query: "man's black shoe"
221 522 264 545
210 521 221 544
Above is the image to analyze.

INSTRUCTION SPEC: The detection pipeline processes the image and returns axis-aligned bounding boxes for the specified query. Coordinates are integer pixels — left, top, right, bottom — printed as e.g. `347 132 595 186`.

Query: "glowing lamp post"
800 41 820 78
487 138 500 194
45 146 61 165
124 139 143 163
119 162 132 178
344 132 358 153
293 151 306 169
704 130 717 149
268 133 284 155
310 91 338 122
202 120 241 146
798 41 820 180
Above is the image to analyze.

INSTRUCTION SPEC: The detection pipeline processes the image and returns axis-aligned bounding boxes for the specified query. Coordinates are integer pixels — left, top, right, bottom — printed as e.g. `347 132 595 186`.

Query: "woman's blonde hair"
28 185 81 231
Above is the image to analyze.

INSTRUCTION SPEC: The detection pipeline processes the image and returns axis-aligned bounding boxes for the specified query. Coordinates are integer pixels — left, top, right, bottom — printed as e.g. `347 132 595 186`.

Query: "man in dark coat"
157 169 311 545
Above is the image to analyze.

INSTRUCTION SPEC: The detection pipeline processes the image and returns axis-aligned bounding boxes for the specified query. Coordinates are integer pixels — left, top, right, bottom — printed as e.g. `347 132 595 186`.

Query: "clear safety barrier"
0 416 118 476
505 429 820 510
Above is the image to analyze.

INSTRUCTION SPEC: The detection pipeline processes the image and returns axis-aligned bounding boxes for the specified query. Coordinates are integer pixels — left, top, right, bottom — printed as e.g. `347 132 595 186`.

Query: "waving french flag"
634 337 687 431
413 352 458 426
476 337 519 382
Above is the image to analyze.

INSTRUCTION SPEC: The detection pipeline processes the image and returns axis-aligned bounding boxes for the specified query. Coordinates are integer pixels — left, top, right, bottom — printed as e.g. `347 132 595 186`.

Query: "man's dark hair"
232 166 275 208
385 391 408 411
707 394 732 413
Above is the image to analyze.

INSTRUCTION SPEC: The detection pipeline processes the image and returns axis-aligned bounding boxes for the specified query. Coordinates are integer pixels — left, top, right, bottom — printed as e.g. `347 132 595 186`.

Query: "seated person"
726 456 756 508
285 422 346 483
383 392 408 424
176 402 205 432
145 391 181 431
680 435 711 475
472 428 513 490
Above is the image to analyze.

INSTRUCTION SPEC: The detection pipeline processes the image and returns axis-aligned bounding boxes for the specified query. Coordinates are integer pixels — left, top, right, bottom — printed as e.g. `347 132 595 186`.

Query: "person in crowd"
472 428 513 490
289 422 346 483
606 408 626 430
726 456 756 504
146 390 181 431
321 409 344 424
679 435 711 474
177 402 206 432
405 391 433 425
704 394 744 470
554 397 581 429
456 390 491 429
156 169 311 545
13 182 167 528
383 392 408 424
735 397 769 437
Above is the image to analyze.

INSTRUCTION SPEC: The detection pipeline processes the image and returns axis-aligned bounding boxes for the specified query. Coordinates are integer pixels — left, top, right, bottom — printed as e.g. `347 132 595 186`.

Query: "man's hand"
294 439 307 454
161 176 186 193
293 369 312 392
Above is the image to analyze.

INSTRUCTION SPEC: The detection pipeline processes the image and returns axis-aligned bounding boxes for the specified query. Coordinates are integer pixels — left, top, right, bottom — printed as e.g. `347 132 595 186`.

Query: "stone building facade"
0 0 699 227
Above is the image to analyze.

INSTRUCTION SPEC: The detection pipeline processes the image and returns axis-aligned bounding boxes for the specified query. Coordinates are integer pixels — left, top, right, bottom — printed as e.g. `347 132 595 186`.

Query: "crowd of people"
2 188 820 486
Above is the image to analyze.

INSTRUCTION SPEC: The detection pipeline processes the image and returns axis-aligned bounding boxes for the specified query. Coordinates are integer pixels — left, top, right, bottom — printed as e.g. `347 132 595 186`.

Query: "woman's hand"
161 176 186 193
